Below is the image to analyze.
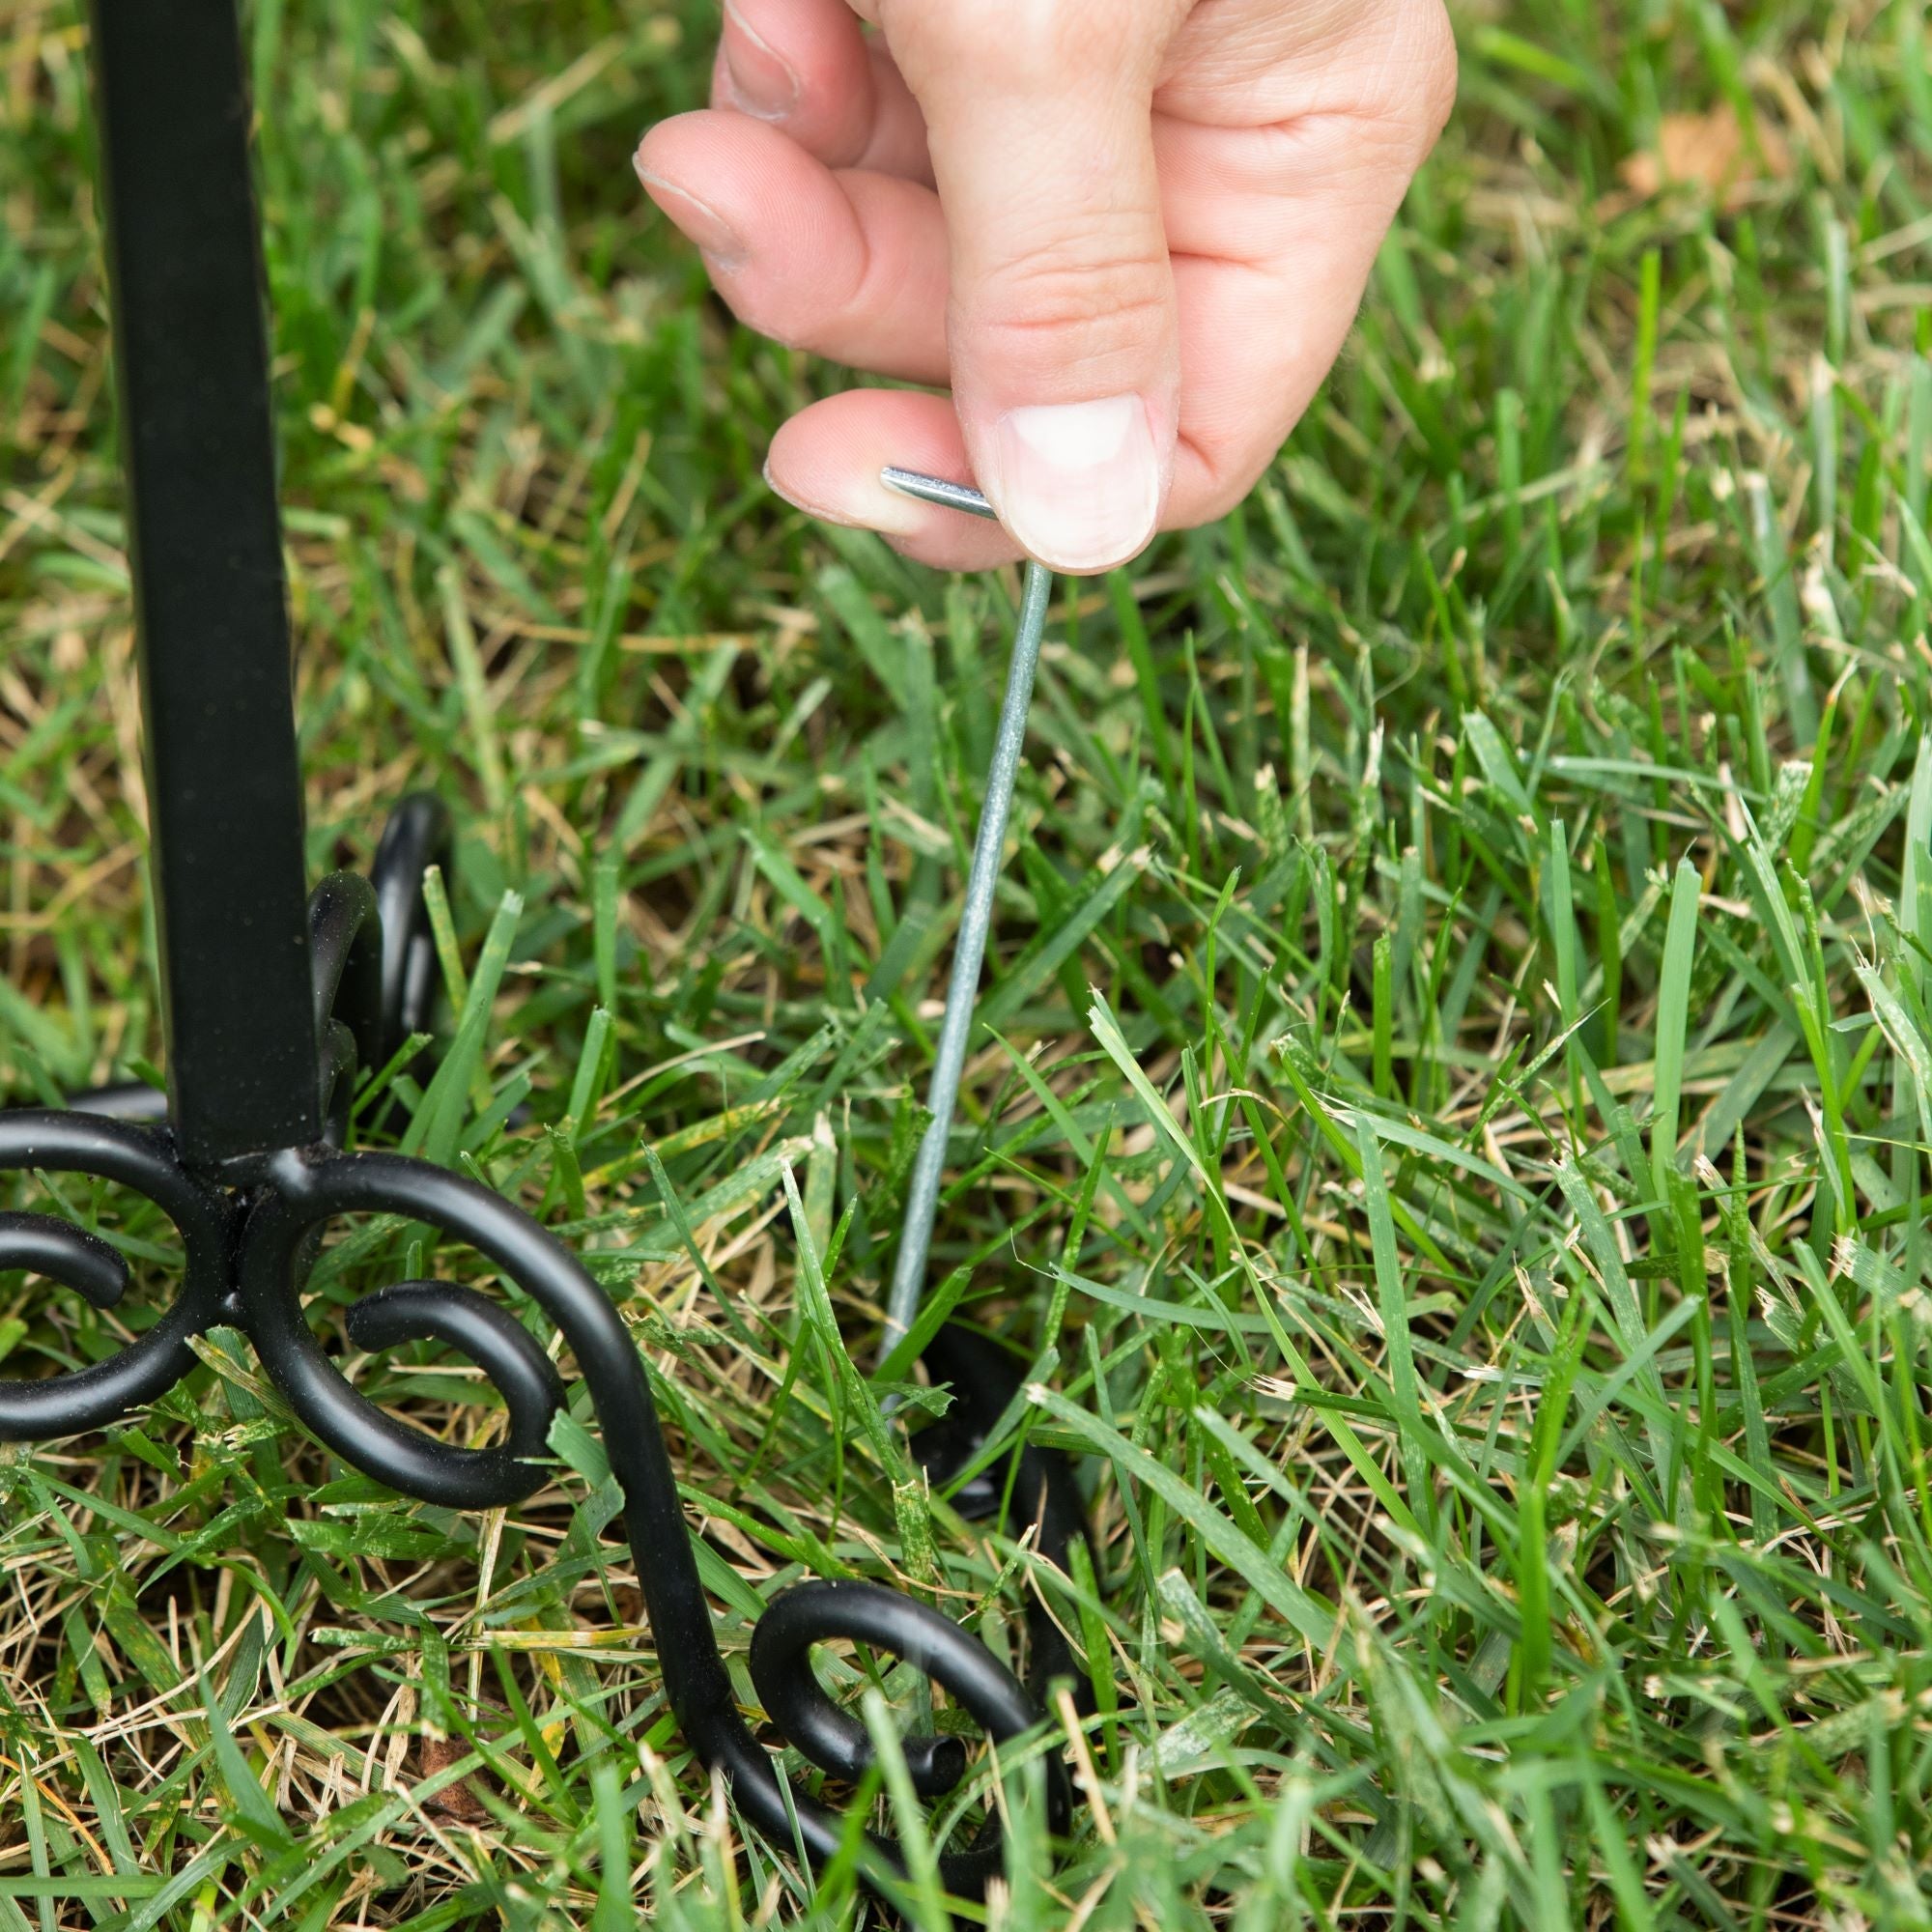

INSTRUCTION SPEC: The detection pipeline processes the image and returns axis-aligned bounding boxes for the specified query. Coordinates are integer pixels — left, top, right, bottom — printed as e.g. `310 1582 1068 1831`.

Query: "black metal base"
0 797 1076 1896
31 0 1091 1898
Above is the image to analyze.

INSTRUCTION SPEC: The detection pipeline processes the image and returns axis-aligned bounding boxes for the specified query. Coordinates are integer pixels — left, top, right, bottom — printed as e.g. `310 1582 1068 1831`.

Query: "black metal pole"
0 12 1089 1897
90 0 320 1167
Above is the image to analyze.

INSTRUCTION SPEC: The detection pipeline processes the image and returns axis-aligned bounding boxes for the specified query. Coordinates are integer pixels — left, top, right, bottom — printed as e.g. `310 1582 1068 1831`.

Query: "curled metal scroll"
0 1110 233 1442
0 746 1086 1895
237 1141 1069 1888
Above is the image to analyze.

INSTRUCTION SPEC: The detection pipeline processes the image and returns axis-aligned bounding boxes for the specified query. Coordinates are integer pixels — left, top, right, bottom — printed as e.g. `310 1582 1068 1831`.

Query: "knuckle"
719 256 879 361
1243 2 1458 201
976 241 1172 343
1405 4 1460 145
1360 2 1460 156
883 0 1104 88
1179 430 1261 522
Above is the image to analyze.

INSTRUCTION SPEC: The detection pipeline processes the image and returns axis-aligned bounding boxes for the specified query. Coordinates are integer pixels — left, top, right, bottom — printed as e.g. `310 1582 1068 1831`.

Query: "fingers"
883 3 1187 574
710 0 931 182
757 252 1372 574
1164 252 1363 526
639 0 1457 576
765 391 1024 573
758 216 1408 576
1159 0 1458 130
1154 111 1439 511
637 111 1413 565
636 110 949 384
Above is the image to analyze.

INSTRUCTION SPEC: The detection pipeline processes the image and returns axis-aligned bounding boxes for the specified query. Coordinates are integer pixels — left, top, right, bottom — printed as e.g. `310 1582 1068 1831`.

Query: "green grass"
5 0 1932 1923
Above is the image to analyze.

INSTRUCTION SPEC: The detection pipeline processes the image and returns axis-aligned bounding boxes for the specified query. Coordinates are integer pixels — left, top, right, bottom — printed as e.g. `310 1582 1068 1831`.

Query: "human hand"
636 0 1455 574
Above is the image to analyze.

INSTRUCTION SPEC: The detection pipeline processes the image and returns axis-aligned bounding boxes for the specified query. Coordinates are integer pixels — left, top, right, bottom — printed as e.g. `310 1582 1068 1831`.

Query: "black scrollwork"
237 1149 580 1515
234 1143 1064 1892
0 1210 129 1310
0 798 1082 1898
752 1577 1074 1839
0 1111 233 1443
367 794 452 1071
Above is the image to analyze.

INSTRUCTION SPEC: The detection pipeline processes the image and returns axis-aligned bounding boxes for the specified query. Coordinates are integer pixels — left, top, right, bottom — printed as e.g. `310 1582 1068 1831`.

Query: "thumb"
892 5 1179 573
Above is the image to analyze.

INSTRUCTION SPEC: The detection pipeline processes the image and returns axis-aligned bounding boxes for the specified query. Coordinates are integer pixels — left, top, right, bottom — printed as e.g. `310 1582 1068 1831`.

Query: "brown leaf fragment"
417 1734 492 1825
1619 105 1793 211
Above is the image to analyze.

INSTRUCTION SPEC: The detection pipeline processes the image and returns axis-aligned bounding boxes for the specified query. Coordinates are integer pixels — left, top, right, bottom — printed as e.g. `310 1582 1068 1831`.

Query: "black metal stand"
0 0 1078 1899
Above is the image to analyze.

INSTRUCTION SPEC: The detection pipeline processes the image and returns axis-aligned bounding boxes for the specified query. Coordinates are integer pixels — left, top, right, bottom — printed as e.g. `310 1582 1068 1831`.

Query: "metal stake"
876 470 1052 1356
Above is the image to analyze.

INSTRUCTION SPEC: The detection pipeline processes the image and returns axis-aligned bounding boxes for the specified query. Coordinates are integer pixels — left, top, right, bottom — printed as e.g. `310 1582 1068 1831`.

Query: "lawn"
4 0 1932 1925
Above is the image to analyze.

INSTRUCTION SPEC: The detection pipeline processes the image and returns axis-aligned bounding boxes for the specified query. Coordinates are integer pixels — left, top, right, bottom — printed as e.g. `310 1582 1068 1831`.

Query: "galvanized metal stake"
876 469 1053 1358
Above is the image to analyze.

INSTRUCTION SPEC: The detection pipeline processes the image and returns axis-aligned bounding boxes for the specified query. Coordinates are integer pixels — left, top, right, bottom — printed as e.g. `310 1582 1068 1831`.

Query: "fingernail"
721 0 800 120
987 395 1160 572
763 459 925 538
634 157 749 272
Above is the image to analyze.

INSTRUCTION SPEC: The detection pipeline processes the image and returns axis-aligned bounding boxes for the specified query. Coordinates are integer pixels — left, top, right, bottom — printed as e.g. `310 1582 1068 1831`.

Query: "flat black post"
90 0 321 1165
